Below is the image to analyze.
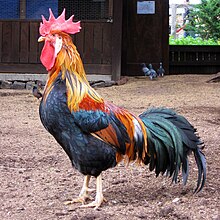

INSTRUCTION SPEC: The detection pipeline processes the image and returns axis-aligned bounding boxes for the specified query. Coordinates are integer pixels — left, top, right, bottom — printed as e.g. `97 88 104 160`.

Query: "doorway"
122 0 169 76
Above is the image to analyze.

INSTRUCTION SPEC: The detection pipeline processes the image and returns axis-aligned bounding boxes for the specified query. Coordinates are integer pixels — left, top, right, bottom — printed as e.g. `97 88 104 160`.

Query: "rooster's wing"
73 107 132 155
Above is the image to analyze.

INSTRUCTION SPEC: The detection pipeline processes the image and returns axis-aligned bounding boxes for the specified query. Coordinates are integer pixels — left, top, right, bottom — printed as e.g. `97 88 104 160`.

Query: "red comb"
39 8 81 36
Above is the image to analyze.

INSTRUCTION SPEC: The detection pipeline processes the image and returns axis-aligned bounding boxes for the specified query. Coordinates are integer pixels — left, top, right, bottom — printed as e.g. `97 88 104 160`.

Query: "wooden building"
0 0 169 81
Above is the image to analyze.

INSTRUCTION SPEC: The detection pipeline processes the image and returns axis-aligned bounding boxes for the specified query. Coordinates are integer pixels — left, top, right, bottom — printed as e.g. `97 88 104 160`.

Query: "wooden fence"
0 20 112 75
0 20 219 76
0 21 43 73
169 45 220 74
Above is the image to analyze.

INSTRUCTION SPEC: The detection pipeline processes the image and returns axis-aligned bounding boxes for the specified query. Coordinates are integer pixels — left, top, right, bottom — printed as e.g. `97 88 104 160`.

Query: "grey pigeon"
157 62 165 77
141 63 150 76
148 64 157 80
32 85 42 99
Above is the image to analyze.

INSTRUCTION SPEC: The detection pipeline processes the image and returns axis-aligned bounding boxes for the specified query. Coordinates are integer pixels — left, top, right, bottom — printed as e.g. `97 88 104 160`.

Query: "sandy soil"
0 75 219 220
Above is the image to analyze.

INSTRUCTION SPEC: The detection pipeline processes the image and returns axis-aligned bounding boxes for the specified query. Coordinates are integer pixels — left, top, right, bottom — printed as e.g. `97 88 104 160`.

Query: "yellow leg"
64 175 94 205
81 174 107 209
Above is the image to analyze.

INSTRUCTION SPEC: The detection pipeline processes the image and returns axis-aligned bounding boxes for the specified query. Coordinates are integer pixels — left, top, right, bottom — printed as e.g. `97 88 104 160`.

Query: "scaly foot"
80 174 106 209
64 188 94 205
64 175 93 205
80 195 107 210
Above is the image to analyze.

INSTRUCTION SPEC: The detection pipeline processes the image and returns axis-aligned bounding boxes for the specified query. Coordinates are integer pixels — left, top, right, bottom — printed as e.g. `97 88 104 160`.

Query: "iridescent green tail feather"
139 108 206 192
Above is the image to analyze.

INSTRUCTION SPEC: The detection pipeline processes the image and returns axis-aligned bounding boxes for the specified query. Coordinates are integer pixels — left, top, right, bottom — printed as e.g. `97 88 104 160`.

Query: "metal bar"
20 0 26 19
108 0 113 19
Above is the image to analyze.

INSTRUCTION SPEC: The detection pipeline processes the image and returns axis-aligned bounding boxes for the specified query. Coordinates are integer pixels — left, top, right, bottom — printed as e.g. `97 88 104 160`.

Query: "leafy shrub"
169 36 220 45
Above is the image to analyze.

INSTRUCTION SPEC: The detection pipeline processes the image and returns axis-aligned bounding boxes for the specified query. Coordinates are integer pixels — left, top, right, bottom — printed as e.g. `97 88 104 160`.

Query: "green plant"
169 36 220 45
185 0 220 41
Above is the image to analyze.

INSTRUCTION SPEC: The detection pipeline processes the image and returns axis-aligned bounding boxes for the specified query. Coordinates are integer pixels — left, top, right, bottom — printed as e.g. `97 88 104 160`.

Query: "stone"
26 81 34 90
0 80 12 89
11 81 26 89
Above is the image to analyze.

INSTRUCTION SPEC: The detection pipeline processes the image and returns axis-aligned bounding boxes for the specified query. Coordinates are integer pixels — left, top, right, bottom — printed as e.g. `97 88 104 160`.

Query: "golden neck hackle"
43 31 103 111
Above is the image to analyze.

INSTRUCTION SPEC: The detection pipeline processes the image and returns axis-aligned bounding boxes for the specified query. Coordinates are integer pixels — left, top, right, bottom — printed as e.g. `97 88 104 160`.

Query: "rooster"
38 9 206 209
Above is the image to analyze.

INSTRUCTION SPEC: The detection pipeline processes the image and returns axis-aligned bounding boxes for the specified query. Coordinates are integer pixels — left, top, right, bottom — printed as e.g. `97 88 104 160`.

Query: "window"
0 0 112 20
59 0 111 20
26 0 58 19
0 0 20 19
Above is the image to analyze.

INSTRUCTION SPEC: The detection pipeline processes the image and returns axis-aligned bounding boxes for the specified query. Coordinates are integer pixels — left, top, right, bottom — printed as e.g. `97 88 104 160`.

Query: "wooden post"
108 0 113 19
111 0 123 81
20 0 26 19
162 0 170 74
170 4 177 39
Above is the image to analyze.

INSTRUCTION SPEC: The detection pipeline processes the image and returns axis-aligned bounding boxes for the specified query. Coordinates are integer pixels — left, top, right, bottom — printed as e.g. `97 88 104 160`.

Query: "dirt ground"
0 74 219 220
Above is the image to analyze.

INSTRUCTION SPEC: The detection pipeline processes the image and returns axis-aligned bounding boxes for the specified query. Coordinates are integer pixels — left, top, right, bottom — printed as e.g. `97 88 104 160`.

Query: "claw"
64 193 93 205
80 196 107 210
64 200 74 205
80 198 107 210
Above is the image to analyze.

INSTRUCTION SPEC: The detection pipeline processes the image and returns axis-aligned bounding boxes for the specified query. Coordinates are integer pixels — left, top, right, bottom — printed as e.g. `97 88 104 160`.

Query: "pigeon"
148 64 157 80
141 63 150 76
157 62 165 77
32 85 42 99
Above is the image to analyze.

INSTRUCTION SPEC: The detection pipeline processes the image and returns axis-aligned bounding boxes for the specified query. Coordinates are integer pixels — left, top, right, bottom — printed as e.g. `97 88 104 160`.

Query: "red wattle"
40 41 55 71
